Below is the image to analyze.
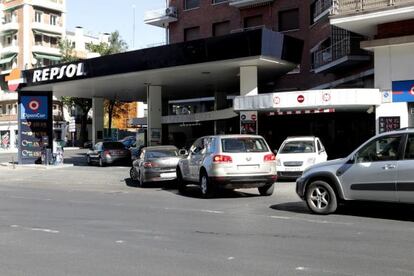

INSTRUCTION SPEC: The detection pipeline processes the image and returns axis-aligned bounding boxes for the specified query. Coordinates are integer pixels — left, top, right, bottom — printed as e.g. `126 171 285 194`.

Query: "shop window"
279 8 299 32
244 15 263 29
184 26 200 41
213 21 230 37
185 0 200 10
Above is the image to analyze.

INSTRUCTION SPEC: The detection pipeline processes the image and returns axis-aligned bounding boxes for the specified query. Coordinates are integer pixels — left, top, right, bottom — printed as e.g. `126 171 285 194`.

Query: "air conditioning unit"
165 6 177 17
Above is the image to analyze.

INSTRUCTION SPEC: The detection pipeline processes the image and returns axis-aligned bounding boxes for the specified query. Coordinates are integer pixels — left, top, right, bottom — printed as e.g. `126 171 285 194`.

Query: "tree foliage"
59 31 129 144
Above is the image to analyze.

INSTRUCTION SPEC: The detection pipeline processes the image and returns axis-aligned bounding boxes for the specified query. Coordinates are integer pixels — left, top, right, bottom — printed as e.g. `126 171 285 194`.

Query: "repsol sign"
32 63 86 83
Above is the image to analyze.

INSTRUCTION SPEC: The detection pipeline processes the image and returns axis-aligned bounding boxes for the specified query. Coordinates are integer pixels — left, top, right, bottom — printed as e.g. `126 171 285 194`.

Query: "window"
221 138 269 153
356 135 402 163
185 0 200 10
50 37 58 47
244 15 263 29
0 105 3 114
212 0 228 4
213 21 230 37
50 14 57 25
34 34 43 45
279 8 299 31
404 134 414 160
35 11 42 23
184 26 200 41
191 138 205 155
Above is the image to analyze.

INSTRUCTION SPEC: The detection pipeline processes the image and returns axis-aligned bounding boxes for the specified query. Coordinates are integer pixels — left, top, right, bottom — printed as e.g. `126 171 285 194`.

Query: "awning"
33 29 62 38
0 54 17 65
0 30 18 36
33 53 61 61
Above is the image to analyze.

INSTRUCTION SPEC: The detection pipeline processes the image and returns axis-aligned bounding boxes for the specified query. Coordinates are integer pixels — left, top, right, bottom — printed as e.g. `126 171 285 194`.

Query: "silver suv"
176 135 277 198
296 128 414 214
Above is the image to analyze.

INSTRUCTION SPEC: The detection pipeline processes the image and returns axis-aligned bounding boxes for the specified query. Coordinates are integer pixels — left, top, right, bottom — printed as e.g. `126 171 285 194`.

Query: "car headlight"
307 157 316 165
276 158 281 166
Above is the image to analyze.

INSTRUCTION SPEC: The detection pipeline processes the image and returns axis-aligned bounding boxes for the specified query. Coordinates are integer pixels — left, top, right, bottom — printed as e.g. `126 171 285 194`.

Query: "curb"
0 162 74 170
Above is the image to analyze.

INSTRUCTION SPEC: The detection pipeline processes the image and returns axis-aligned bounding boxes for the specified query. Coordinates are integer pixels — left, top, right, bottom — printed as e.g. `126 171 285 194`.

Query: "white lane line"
164 207 224 214
295 266 356 275
30 228 60 234
227 257 235 260
270 215 353 226
10 225 59 234
116 240 125 244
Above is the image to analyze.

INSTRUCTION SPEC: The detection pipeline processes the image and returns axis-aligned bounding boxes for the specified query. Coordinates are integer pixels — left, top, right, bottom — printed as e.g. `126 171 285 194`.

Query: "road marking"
116 240 125 244
30 228 59 234
227 257 235 260
270 215 353 226
10 225 59 234
164 207 224 214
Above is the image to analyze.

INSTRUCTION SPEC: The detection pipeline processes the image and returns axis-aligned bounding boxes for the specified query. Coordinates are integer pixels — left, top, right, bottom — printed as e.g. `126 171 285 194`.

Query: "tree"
58 31 128 145
59 38 92 146
87 31 129 137
105 100 130 139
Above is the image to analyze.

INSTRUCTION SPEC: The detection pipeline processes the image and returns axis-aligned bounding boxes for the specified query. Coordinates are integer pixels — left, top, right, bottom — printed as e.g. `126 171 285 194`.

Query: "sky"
66 1 166 50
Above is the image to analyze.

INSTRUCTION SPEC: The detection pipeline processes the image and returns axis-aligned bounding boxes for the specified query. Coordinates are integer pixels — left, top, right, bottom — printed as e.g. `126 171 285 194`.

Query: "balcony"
312 35 371 73
0 44 19 56
0 114 17 122
229 0 274 8
312 0 333 23
32 22 64 35
144 7 178 28
32 44 61 56
331 0 414 36
0 22 19 34
32 0 65 12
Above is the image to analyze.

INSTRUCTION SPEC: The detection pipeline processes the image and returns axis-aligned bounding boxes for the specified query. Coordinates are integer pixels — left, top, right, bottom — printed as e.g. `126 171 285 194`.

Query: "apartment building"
0 0 66 150
330 0 414 131
144 0 377 157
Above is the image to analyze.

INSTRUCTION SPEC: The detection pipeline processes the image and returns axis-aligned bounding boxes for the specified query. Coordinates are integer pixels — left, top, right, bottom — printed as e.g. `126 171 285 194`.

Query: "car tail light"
264 154 276 162
143 162 158 168
103 150 110 156
213 155 232 163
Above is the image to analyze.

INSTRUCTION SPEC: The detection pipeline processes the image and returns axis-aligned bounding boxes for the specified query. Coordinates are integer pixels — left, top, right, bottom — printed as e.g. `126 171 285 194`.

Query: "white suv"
176 135 277 198
276 136 327 180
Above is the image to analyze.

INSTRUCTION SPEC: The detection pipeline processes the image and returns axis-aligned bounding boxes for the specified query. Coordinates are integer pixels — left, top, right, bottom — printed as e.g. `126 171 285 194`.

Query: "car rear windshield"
103 142 126 149
146 149 178 158
280 141 315 154
221 138 269 153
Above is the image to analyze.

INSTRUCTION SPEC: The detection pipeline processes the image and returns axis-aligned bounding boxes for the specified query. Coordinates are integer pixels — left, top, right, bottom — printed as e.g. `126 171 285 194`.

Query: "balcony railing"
313 35 367 69
0 114 17 122
144 7 178 28
332 0 414 15
313 0 333 20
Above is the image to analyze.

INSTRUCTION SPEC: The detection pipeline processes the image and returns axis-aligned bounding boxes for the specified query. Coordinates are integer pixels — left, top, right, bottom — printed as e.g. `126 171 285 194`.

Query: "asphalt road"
0 150 413 276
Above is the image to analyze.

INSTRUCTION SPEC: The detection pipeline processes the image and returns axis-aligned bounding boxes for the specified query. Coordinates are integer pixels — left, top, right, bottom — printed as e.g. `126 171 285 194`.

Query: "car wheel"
306 180 337 215
258 183 274 196
130 167 138 181
99 157 105 167
176 167 186 194
200 172 216 198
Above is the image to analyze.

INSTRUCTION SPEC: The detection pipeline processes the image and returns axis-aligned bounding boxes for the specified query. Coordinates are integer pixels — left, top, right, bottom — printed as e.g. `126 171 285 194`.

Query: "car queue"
85 129 414 215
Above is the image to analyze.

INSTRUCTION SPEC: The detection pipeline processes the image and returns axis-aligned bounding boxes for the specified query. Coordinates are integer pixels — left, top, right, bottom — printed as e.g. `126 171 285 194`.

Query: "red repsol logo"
32 63 85 83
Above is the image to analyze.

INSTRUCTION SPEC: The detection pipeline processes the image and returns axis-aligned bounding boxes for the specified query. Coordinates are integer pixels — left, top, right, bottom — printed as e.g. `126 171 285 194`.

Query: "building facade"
330 0 414 132
144 0 378 157
0 0 66 150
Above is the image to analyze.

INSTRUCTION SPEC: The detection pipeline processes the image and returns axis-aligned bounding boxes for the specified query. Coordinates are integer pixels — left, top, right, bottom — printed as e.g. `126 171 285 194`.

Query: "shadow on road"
176 185 262 199
270 201 414 222
124 178 176 189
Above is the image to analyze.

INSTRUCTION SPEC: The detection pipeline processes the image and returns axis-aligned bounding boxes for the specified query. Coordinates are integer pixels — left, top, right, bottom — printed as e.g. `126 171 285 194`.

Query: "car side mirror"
347 153 357 164
179 149 188 156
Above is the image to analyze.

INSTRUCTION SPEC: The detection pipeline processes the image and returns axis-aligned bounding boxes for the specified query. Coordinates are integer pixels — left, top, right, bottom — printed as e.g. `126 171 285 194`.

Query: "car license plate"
285 167 301 172
238 165 259 171
160 172 176 178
